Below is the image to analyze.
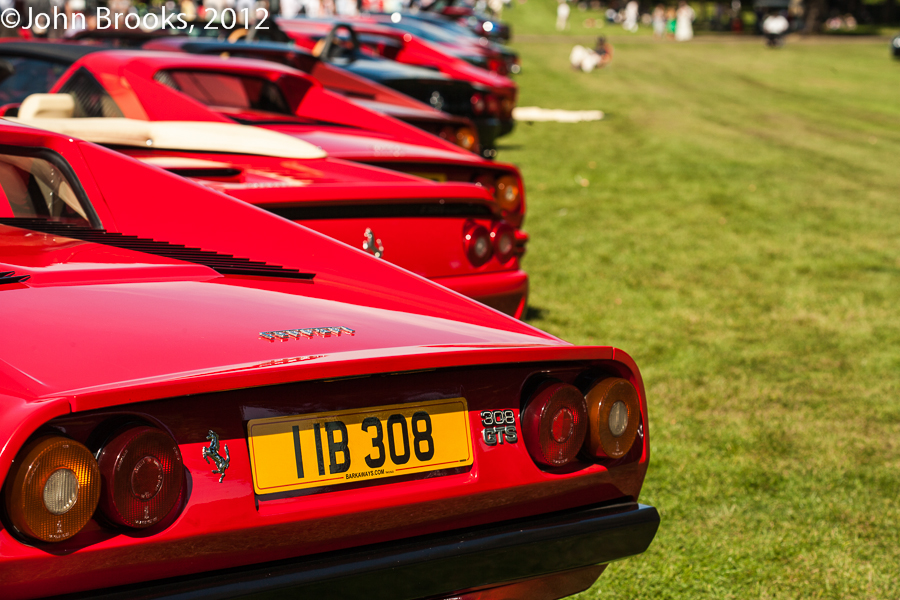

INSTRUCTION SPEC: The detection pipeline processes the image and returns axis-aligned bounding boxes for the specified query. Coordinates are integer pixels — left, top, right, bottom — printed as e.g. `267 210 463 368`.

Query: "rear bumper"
65 502 659 600
433 268 528 319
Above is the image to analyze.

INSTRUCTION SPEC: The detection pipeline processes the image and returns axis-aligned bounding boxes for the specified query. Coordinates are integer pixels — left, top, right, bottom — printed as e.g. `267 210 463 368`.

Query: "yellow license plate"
247 398 473 494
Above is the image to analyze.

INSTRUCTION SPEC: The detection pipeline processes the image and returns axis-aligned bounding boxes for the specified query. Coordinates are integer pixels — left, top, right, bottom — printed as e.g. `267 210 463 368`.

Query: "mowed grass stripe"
500 10 900 598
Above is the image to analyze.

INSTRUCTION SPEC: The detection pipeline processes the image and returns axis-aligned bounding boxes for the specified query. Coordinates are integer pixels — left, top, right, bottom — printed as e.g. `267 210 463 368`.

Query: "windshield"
0 151 91 225
0 57 69 106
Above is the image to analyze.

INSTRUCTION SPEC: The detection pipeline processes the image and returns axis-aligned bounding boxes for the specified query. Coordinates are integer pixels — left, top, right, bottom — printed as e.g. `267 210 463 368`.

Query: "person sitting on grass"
569 36 613 72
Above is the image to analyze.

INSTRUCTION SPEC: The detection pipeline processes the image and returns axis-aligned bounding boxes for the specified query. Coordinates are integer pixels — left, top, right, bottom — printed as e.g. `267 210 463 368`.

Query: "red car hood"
0 226 562 403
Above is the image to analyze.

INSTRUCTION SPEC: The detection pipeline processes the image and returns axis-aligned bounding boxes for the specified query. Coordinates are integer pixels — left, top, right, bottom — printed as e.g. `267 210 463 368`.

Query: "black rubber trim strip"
261 202 494 221
57 502 659 600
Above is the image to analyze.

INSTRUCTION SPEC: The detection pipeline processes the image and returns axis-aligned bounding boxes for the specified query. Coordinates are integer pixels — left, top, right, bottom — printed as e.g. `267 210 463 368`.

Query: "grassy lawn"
500 5 900 599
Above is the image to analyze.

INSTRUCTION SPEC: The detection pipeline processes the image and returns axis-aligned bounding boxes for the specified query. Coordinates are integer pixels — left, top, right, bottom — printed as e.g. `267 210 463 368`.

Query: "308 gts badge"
481 410 518 446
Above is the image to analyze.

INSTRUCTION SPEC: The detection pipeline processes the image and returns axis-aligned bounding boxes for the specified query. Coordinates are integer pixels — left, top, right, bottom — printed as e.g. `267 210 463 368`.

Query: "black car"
311 24 503 157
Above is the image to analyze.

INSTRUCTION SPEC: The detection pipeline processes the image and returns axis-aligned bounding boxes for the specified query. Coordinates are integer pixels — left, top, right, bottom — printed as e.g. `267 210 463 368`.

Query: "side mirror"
18 94 75 120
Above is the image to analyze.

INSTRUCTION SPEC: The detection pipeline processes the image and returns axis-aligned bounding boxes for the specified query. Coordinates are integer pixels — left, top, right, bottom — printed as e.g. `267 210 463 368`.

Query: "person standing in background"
556 0 570 30
623 0 639 31
652 4 666 37
666 5 677 37
675 0 695 40
762 10 789 45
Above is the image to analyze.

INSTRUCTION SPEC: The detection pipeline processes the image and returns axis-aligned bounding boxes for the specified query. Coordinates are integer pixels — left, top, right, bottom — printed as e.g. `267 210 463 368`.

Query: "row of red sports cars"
0 9 658 600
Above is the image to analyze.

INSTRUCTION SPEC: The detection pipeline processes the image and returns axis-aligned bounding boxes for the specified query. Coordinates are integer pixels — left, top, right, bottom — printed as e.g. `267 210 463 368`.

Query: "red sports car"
0 121 658 599
12 96 529 316
140 36 483 154
24 47 525 227
277 19 518 139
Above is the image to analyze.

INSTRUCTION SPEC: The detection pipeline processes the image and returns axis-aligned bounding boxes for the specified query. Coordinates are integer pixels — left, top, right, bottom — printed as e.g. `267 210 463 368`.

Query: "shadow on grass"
523 305 547 322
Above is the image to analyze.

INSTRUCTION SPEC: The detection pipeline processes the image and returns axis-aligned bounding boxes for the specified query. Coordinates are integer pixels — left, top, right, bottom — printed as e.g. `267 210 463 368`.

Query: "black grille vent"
0 270 30 285
261 202 493 221
0 219 314 280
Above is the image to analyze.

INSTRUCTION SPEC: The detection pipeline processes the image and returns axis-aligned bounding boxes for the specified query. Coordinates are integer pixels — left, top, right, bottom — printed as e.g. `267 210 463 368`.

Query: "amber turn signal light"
522 382 588 468
5 436 101 543
97 426 184 529
494 175 521 213
455 126 477 152
583 378 641 459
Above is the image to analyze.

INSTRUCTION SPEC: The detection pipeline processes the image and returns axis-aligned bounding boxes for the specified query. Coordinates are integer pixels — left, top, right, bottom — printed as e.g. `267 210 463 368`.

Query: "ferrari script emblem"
362 228 384 258
260 326 355 341
202 430 230 483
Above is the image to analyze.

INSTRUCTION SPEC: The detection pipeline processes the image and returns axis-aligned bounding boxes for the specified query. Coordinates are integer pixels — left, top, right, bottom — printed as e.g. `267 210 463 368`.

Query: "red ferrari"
0 121 658 599
34 48 525 228
140 36 483 155
12 94 529 317
278 19 518 139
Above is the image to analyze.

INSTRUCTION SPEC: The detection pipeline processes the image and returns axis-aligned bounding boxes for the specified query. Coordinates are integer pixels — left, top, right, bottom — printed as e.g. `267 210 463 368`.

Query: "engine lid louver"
0 218 314 280
0 270 30 285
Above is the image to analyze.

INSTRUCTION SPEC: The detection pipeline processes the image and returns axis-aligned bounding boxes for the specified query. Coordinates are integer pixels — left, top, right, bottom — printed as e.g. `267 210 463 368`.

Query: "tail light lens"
500 96 514 119
463 220 492 267
491 222 515 263
455 126 477 151
583 378 641 459
438 125 456 143
522 382 588 467
471 92 485 116
5 436 101 542
485 94 500 117
495 175 522 213
97 426 184 529
474 173 494 189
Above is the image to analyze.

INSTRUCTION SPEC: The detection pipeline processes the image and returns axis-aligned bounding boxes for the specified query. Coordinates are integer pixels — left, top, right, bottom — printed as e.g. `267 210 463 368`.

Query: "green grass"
499 7 900 599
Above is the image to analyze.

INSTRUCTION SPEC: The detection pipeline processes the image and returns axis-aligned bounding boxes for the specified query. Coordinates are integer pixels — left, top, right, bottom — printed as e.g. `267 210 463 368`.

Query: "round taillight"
5 436 101 542
97 426 184 529
500 97 514 119
522 382 588 467
464 221 493 267
455 126 477 151
494 175 521 213
583 378 641 459
485 94 500 117
438 125 456 143
471 92 485 115
491 222 515 263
